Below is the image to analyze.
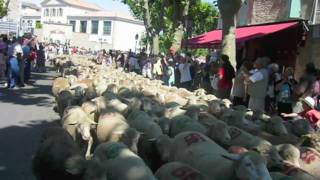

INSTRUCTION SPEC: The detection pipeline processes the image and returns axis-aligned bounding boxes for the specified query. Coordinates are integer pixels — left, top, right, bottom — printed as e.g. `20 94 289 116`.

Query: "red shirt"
299 109 320 128
218 67 233 90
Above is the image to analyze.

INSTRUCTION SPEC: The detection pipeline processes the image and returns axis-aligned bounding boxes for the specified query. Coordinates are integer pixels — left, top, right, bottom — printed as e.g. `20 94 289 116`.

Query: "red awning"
185 21 300 48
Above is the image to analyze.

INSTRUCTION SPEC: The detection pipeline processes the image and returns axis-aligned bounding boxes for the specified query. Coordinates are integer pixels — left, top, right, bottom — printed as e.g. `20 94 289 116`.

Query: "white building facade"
21 0 145 51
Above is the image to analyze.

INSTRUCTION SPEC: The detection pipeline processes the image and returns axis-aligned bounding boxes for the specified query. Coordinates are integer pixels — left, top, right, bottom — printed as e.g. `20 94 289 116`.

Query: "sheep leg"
85 136 93 160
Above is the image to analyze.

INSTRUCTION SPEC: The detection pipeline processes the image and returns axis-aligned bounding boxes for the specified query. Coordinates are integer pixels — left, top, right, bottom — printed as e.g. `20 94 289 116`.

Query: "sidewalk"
0 68 60 180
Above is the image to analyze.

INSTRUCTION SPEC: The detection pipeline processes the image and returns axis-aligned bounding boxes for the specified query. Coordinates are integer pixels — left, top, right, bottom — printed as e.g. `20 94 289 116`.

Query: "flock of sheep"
32 56 320 180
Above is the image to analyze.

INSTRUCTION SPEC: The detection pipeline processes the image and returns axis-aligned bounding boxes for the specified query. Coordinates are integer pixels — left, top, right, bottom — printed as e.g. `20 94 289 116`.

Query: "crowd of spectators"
95 49 320 129
0 35 46 89
1 37 319 129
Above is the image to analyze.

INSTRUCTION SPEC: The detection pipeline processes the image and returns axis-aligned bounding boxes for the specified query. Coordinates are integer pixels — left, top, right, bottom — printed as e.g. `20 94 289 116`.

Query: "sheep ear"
68 120 78 125
221 153 241 161
65 155 85 175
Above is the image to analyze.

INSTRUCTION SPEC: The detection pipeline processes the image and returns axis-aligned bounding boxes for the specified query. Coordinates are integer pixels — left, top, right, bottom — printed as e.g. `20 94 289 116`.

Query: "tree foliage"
0 0 7 17
120 0 219 54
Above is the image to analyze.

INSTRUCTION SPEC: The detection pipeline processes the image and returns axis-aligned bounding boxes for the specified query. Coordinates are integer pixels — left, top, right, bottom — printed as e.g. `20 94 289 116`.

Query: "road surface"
0 69 60 180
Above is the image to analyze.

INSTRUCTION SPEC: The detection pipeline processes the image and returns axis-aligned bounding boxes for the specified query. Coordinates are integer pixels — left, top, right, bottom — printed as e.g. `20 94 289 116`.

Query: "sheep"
264 116 289 136
285 119 315 137
154 162 211 180
62 106 97 159
154 117 171 135
221 109 260 130
154 131 272 180
207 100 224 117
32 127 106 180
244 127 300 145
300 133 320 152
93 142 157 180
271 163 318 180
56 90 77 117
52 77 70 97
127 110 164 171
96 111 141 154
227 126 272 153
298 147 320 178
91 96 129 117
269 144 301 168
169 115 207 137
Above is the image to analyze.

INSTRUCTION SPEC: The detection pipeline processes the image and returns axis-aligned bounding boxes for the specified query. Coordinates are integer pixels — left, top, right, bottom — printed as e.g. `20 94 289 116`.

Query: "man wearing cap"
244 57 270 120
282 96 320 129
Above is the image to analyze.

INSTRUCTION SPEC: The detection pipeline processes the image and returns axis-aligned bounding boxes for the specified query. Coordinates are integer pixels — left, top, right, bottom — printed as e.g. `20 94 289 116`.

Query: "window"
52 8 56 16
80 21 87 33
69 20 76 32
103 21 112 35
58 8 63 16
36 21 42 29
45 8 49 16
50 8 56 16
91 20 99 34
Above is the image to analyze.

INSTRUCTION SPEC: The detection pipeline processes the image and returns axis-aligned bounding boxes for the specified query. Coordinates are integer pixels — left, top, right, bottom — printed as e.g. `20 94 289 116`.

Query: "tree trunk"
152 34 160 55
218 0 244 68
221 15 237 68
170 0 190 53
142 0 153 54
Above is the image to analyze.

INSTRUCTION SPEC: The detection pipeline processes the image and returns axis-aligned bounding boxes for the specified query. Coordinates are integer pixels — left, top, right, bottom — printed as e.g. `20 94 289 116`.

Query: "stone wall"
251 0 290 24
295 25 320 79
238 0 315 26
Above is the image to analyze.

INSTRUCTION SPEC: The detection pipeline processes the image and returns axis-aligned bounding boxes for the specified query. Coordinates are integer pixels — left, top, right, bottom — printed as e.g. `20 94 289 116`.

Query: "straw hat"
301 96 315 108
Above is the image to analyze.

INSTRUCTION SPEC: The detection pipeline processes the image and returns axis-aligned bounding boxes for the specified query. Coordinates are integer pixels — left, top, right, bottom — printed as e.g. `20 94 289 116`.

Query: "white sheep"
52 77 70 97
155 162 211 180
96 111 141 154
62 106 97 159
93 142 157 180
154 131 272 180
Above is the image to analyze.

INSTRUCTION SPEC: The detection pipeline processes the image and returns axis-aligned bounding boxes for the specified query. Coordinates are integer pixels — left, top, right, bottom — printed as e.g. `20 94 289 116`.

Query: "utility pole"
314 0 319 24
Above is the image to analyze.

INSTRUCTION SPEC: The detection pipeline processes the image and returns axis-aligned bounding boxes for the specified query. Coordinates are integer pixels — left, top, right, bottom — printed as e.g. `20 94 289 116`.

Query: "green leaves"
120 0 219 54
0 0 7 17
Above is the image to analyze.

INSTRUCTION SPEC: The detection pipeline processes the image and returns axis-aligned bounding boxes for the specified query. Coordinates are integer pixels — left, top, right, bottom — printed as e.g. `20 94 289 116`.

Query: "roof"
184 21 301 48
22 11 41 17
68 11 143 24
22 1 41 10
41 0 103 11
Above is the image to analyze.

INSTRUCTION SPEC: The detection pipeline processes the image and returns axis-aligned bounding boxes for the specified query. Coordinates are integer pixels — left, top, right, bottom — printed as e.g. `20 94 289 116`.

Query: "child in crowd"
281 96 320 130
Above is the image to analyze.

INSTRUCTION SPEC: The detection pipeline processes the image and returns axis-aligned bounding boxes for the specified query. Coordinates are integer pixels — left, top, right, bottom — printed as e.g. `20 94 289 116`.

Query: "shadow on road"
0 71 57 107
0 119 60 180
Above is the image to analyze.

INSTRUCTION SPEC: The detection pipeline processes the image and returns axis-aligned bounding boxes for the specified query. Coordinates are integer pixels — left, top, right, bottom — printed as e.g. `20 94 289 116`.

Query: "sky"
31 0 214 14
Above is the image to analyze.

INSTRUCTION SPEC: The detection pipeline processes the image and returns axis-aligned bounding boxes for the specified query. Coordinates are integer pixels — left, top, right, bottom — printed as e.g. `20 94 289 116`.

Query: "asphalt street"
0 68 60 180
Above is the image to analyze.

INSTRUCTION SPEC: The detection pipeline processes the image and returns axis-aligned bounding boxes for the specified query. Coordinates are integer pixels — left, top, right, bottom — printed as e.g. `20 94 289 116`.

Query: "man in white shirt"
179 53 192 90
244 57 269 120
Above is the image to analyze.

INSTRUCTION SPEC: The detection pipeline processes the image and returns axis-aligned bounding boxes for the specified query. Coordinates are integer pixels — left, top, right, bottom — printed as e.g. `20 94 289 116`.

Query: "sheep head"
116 128 141 154
65 155 106 180
150 134 173 162
266 116 288 136
222 151 272 180
207 121 231 145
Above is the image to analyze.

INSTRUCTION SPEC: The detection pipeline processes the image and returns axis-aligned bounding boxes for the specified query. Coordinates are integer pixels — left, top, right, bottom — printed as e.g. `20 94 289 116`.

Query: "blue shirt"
9 57 19 73
22 45 31 59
